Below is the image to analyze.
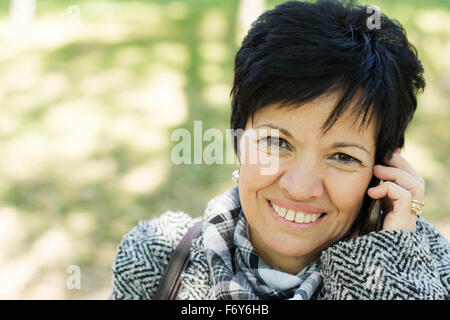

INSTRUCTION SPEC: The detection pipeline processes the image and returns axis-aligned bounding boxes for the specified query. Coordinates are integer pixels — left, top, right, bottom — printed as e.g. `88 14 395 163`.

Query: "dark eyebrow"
331 142 370 155
254 123 293 138
255 123 370 155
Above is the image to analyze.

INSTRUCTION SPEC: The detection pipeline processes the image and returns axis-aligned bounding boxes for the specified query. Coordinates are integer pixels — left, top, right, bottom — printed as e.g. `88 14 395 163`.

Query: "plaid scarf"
203 187 325 300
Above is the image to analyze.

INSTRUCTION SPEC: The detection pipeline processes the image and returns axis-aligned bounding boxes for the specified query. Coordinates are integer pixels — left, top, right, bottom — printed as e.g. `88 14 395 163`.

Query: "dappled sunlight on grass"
165 1 190 21
0 206 75 299
79 68 135 96
115 67 188 126
403 142 447 180
199 63 225 83
118 157 169 195
198 41 231 64
202 83 232 108
62 158 118 186
403 142 450 221
197 8 229 40
152 42 190 68
43 100 106 159
414 9 450 35
0 207 24 258
0 0 239 299
0 53 42 92
111 46 145 67
1 131 50 180
65 211 97 236
109 113 169 151
417 83 449 114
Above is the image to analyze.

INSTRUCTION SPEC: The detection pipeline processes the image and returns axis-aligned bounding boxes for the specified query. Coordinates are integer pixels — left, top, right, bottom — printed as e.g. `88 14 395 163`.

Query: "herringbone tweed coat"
110 187 449 300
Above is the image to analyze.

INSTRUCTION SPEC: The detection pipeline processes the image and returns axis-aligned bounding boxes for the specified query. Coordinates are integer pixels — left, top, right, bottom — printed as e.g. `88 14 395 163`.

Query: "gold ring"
411 199 425 216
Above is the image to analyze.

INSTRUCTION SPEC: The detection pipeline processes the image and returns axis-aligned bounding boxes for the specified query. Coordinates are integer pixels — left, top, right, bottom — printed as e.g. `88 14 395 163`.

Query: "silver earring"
232 169 240 183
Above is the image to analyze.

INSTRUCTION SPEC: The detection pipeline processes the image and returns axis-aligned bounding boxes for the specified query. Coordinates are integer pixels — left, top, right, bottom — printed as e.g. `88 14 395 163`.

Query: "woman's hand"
367 148 425 233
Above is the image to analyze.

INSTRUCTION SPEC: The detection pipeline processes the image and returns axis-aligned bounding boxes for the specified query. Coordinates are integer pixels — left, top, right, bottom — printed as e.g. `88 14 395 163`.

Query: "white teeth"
294 212 305 223
270 201 322 224
304 214 312 223
285 210 295 221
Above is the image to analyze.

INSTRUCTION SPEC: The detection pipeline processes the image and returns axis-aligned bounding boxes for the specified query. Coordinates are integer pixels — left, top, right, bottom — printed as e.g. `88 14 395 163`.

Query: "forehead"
248 94 378 146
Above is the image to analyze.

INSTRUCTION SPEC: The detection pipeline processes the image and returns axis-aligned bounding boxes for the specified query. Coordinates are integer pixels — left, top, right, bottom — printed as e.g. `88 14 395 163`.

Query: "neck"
260 249 320 275
248 228 320 275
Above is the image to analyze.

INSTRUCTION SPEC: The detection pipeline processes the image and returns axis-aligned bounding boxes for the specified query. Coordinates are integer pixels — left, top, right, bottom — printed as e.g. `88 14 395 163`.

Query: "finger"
384 151 424 185
368 181 417 232
368 181 417 231
373 165 425 200
368 181 412 215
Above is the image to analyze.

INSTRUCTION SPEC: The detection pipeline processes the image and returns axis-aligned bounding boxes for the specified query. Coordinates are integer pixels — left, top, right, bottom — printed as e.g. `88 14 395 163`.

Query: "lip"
267 198 325 214
266 200 327 230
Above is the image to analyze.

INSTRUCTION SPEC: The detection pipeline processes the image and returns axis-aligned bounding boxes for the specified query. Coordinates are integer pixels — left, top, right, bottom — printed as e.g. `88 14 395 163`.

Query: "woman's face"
238 93 377 274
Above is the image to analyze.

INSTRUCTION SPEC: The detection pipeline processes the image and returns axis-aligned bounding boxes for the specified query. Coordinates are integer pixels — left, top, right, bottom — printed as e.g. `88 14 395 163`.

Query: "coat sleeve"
319 216 449 299
108 211 194 300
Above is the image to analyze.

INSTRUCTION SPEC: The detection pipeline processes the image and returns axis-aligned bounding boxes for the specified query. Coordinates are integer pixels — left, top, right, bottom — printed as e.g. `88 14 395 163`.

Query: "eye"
258 136 290 153
330 153 361 166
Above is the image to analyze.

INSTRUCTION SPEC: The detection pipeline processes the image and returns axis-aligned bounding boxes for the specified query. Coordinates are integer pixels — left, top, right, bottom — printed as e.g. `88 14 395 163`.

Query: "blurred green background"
0 0 448 299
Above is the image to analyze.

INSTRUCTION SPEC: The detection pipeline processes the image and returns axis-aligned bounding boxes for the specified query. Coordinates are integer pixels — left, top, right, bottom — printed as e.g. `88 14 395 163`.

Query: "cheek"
238 136 282 194
238 160 282 226
327 173 371 218
238 163 278 209
239 164 276 189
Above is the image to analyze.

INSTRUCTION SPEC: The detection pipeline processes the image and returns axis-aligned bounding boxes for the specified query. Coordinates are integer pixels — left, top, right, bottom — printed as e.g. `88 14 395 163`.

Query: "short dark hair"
230 0 425 164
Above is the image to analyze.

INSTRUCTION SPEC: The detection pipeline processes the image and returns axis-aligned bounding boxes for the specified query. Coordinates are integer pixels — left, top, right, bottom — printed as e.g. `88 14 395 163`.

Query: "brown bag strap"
153 220 203 300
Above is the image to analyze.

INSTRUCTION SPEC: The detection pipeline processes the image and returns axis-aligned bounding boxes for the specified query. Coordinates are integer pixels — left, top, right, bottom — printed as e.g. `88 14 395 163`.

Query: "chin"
255 225 324 257
274 238 322 257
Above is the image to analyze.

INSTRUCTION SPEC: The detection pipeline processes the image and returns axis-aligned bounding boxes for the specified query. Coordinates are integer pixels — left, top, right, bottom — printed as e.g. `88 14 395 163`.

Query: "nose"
278 157 324 200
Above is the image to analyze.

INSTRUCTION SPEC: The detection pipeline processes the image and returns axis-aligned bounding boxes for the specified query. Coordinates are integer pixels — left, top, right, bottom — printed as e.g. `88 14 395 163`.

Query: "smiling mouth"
268 200 327 224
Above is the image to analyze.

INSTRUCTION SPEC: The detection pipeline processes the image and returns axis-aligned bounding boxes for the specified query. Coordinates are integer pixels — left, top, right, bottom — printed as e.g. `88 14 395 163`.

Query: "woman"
110 0 449 299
